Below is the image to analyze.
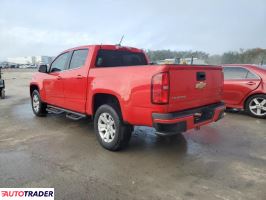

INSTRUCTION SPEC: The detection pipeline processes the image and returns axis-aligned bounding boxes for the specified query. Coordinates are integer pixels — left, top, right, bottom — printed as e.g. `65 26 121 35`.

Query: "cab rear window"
95 49 147 67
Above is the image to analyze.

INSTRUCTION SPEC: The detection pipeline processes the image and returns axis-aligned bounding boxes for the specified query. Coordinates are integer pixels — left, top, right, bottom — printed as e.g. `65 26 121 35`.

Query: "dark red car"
223 64 266 118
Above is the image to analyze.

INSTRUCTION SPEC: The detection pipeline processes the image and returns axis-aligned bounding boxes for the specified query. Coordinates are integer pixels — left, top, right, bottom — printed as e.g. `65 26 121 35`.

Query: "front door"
43 52 70 107
62 49 89 112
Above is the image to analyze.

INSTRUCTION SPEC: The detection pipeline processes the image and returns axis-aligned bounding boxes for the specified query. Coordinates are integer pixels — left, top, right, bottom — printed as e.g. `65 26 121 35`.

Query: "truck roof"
62 44 144 54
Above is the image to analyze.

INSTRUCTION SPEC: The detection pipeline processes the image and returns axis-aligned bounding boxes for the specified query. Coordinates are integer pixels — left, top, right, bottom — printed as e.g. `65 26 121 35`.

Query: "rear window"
95 49 148 67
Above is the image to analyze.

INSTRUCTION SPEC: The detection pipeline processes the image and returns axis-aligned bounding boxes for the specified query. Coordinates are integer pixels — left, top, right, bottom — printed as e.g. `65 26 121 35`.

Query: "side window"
50 52 69 72
69 49 88 69
246 71 259 79
223 67 249 80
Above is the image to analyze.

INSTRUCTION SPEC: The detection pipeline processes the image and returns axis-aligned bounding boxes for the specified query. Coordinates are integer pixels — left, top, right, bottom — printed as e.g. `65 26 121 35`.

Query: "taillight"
151 72 169 104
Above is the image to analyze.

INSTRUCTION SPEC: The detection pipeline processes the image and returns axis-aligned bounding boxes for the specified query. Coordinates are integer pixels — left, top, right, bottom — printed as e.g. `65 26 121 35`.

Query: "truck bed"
88 64 223 126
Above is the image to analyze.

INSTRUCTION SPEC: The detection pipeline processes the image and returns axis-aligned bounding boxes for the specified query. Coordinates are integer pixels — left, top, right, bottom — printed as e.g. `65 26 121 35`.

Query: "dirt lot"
0 69 265 200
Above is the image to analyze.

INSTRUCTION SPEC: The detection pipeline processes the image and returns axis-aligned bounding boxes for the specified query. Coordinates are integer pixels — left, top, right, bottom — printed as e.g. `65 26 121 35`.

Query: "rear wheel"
245 94 266 118
94 104 133 151
31 90 47 116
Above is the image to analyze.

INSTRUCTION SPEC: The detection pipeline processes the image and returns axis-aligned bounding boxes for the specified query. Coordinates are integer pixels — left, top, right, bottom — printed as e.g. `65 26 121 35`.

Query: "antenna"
118 35 124 46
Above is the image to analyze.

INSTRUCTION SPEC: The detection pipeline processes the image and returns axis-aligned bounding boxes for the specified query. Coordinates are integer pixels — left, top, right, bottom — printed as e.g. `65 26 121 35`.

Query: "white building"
34 56 53 65
7 56 53 65
157 57 206 65
180 58 206 65
7 56 33 65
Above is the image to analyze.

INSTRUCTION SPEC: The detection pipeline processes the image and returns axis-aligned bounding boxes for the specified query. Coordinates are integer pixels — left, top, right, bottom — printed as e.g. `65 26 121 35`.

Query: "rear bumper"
152 102 225 135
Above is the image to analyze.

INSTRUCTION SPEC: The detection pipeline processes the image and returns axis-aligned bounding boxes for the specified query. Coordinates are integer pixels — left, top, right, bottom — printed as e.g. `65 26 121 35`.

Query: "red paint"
222 64 266 109
30 45 225 132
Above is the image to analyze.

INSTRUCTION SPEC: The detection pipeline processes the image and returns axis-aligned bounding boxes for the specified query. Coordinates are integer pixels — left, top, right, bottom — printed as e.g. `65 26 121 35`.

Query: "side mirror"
38 65 48 73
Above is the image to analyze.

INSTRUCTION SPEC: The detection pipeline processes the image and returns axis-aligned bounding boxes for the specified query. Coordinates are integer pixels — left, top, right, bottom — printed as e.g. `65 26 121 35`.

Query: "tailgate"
167 65 223 112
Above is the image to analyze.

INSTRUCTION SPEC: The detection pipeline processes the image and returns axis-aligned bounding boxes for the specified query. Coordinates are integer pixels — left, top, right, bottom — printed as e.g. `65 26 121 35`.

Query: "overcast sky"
0 0 265 59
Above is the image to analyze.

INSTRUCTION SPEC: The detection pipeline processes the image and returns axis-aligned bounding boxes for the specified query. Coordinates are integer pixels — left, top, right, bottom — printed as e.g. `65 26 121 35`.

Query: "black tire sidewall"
94 105 121 150
245 94 266 119
0 89 4 99
94 104 130 151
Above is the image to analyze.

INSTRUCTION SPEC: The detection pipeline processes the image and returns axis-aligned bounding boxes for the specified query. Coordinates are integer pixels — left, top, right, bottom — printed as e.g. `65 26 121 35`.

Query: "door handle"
57 76 62 80
246 81 256 85
76 75 83 79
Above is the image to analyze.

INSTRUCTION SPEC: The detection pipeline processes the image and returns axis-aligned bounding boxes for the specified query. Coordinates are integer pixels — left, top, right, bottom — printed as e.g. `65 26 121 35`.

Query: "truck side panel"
86 66 168 126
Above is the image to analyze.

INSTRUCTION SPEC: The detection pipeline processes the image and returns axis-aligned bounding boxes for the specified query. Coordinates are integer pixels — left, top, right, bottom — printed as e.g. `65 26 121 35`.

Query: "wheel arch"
30 84 39 96
92 93 125 120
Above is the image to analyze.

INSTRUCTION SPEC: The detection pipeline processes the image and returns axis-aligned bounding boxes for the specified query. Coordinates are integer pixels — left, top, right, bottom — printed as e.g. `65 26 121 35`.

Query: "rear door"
62 49 89 112
43 52 70 107
223 66 261 105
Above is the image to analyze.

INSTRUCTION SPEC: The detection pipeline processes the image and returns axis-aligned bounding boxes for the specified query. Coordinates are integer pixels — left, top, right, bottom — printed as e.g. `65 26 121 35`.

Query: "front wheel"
94 104 133 151
245 94 266 119
31 90 47 117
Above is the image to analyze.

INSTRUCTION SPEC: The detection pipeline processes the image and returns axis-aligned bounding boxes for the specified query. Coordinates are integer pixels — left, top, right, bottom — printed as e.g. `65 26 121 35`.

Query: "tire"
0 89 4 99
94 104 133 151
31 90 47 117
245 94 266 119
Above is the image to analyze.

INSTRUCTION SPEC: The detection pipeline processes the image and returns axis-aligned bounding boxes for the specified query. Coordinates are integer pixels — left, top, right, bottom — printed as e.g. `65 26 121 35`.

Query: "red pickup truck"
30 45 225 151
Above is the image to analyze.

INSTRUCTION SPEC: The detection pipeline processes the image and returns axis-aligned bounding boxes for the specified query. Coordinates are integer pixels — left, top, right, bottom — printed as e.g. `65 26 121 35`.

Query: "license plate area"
194 109 214 124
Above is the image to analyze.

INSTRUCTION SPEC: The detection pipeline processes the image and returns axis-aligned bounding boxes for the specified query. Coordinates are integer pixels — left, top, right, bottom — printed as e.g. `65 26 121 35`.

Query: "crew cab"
30 45 225 151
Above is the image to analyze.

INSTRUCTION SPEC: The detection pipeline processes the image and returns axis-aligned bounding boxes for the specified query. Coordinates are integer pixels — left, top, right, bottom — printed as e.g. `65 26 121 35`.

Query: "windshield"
95 49 148 67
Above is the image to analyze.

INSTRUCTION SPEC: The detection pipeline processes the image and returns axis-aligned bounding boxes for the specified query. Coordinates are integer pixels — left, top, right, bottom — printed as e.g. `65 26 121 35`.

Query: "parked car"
222 64 266 118
30 45 225 151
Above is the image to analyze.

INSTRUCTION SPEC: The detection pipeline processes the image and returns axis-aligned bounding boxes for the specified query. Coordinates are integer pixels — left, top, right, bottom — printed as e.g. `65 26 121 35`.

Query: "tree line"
146 48 266 65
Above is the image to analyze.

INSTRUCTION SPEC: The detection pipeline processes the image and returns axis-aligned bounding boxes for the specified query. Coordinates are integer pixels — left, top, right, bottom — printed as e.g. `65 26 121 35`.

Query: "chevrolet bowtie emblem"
195 82 207 89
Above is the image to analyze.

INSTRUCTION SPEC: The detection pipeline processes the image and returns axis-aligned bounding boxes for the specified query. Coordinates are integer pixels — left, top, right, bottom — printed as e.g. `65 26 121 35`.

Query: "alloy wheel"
32 94 40 113
249 97 266 117
98 112 116 143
